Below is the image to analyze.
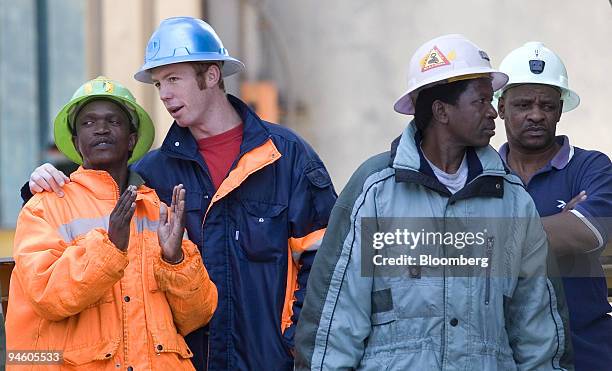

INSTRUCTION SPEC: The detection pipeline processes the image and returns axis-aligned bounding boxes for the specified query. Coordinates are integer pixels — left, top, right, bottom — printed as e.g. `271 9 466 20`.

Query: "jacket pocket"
367 311 399 356
238 199 288 262
368 289 398 349
63 336 121 366
151 331 194 359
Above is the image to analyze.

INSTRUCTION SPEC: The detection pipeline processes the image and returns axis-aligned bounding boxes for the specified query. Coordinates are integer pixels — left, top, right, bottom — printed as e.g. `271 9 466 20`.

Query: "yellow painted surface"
0 230 14 259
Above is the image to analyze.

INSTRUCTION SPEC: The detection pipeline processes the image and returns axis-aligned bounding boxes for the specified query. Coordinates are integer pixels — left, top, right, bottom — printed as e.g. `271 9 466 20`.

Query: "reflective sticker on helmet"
146 38 160 59
84 83 93 94
529 60 545 74
420 46 451 72
479 50 490 61
103 81 114 93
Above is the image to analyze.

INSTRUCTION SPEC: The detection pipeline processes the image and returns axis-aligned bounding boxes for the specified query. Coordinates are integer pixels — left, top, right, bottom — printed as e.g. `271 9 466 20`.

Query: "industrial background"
0 0 611 309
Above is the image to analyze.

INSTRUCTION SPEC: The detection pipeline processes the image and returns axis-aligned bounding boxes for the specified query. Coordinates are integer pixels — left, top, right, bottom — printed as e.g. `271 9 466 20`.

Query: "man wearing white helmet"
497 42 612 371
24 17 337 371
295 34 569 370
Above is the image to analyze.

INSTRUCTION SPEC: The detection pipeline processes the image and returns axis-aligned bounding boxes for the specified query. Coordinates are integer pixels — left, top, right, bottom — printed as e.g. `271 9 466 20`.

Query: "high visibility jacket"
6 168 217 370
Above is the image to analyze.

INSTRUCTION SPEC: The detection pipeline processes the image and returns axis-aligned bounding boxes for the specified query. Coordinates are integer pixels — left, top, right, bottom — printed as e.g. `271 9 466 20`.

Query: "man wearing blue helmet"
25 17 337 371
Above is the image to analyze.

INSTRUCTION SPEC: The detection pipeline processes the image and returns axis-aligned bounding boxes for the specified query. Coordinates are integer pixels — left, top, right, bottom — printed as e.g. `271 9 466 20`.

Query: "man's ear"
557 100 564 122
128 133 137 152
497 95 506 120
431 100 449 124
206 64 222 88
72 135 82 157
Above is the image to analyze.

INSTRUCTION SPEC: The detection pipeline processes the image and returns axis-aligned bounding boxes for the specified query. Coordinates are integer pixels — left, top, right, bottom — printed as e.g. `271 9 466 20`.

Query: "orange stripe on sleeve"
289 228 326 253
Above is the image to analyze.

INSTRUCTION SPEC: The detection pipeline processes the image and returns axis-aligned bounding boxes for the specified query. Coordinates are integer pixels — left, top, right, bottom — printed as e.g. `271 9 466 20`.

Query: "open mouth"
92 138 114 148
168 106 184 116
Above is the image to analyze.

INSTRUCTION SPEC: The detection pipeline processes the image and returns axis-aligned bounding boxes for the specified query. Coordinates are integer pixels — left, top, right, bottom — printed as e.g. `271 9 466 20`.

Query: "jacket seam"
318 170 393 369
546 278 565 370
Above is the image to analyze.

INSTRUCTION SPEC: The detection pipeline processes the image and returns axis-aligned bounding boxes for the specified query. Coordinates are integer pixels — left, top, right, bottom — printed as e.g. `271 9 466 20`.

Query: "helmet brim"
493 83 580 114
394 70 508 115
134 55 245 83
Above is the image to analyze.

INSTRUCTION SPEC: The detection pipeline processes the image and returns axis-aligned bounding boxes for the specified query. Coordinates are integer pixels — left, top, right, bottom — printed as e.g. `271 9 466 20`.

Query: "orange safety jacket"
6 168 217 370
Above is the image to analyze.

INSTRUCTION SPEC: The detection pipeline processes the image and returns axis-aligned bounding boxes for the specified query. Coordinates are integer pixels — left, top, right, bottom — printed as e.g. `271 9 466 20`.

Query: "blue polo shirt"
500 136 612 371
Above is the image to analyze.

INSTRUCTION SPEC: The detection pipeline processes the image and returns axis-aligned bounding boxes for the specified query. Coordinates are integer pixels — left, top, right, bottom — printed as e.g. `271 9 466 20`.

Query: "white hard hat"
394 34 508 115
495 41 579 112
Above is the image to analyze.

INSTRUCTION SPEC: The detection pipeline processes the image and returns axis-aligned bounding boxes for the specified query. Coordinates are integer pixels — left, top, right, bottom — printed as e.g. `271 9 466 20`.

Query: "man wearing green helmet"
24 17 337 371
9 76 218 370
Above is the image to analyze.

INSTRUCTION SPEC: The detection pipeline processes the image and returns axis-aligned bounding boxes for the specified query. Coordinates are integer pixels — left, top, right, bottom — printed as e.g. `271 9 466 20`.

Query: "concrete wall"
241 0 612 188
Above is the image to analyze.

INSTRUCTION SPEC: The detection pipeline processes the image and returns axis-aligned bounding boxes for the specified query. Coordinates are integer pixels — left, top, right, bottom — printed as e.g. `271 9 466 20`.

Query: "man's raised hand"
158 184 186 264
108 185 137 251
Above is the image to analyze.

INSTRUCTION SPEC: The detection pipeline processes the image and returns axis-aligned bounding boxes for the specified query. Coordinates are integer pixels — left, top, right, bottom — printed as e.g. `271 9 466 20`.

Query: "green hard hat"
54 76 155 164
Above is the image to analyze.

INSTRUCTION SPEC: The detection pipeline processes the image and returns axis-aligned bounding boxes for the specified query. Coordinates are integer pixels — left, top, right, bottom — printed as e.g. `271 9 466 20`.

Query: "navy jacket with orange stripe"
132 95 337 370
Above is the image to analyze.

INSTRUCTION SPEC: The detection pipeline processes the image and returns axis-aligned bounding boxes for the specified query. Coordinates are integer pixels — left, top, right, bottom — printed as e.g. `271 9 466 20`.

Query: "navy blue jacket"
133 95 337 370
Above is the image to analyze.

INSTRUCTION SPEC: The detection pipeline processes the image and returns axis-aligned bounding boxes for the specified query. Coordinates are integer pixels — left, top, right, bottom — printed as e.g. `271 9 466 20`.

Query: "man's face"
444 78 497 148
72 100 136 169
151 62 212 128
498 84 562 152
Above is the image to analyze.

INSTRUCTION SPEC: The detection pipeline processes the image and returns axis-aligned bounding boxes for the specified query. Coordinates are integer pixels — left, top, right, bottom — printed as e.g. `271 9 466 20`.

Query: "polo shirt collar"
499 135 574 170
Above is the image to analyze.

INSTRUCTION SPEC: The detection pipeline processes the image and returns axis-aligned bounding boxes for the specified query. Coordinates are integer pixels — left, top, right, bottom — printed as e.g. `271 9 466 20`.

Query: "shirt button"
450 318 459 327
156 344 163 351
124 296 130 302
409 266 421 278
174 141 180 147
495 183 501 189
204 195 209 199
127 367 134 371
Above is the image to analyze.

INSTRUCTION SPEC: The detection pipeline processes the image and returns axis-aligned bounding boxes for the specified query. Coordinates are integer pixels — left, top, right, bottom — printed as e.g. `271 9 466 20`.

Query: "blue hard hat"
134 17 245 83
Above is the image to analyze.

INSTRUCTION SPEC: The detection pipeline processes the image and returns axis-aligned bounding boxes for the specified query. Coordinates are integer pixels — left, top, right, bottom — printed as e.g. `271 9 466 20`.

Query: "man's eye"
168 76 179 82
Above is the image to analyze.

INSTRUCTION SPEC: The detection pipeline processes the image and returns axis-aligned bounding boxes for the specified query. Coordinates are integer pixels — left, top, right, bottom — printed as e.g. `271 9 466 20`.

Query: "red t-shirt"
197 124 243 190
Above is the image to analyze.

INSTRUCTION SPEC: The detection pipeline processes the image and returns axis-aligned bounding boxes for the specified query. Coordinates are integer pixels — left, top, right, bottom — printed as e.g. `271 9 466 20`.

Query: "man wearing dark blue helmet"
26 17 337 371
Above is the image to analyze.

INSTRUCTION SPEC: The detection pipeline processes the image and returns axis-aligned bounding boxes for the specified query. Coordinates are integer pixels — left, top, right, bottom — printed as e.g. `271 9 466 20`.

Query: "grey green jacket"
295 122 570 371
